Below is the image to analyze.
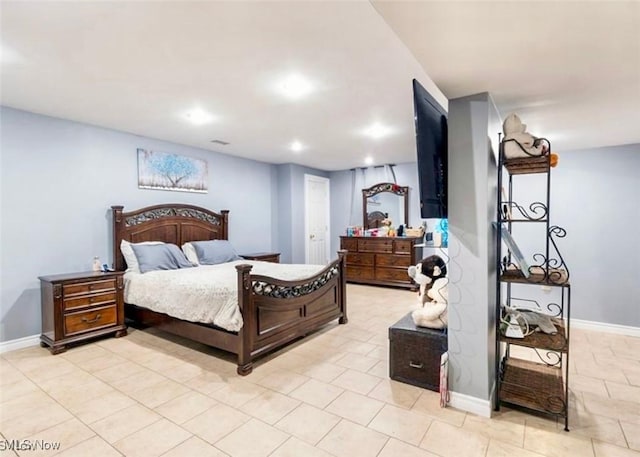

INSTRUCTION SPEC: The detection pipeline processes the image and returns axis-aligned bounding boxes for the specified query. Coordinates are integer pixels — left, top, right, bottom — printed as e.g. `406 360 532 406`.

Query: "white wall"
0 107 277 341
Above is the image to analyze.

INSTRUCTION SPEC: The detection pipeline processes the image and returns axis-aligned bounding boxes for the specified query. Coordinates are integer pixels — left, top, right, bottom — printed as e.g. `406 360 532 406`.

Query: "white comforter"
124 260 325 331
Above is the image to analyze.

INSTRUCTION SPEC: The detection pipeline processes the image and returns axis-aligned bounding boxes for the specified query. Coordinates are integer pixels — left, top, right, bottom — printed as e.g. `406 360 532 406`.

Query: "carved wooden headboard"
111 204 229 271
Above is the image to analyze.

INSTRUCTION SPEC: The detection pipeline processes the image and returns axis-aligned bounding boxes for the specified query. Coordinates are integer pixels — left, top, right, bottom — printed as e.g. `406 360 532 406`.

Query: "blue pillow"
192 240 242 265
131 243 194 273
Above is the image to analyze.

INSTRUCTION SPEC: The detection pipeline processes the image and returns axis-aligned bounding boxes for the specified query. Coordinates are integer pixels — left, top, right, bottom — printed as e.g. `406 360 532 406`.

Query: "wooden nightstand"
240 252 280 263
39 271 127 354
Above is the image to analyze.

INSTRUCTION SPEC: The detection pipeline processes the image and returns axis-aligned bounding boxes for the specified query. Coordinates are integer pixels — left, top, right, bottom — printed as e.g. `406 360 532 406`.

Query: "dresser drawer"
346 266 374 280
64 305 117 336
346 253 374 266
340 238 358 252
63 291 117 311
63 279 116 297
358 239 393 253
393 239 414 254
375 267 410 282
376 254 411 268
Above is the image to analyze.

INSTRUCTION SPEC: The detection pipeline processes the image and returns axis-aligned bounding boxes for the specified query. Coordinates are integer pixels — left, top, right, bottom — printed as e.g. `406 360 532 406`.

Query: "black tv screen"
413 79 448 219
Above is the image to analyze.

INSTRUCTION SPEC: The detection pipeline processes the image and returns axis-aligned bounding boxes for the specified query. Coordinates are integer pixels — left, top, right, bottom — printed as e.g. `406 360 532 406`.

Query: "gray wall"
275 164 294 263
329 162 422 255
0 107 277 342
447 93 500 401
510 143 640 327
275 164 329 264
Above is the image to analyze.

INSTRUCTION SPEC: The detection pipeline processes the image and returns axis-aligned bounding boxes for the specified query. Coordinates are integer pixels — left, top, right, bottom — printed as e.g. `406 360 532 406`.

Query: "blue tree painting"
138 149 208 193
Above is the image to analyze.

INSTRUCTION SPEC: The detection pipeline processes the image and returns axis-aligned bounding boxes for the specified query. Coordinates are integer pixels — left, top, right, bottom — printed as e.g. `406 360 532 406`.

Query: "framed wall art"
137 149 208 193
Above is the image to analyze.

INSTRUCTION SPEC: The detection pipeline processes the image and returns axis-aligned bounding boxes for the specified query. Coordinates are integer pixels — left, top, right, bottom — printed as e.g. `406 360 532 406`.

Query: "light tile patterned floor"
1 284 639 457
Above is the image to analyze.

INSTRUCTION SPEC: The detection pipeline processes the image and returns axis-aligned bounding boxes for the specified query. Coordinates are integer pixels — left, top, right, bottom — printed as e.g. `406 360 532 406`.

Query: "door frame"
304 174 331 264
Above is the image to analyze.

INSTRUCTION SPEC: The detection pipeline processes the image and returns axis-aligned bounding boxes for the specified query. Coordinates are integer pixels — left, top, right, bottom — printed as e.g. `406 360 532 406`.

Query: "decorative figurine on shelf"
502 113 549 159
407 254 448 328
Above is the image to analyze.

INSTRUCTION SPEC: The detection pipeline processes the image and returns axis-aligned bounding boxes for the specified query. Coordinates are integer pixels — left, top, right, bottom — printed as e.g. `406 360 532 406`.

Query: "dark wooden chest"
389 313 448 392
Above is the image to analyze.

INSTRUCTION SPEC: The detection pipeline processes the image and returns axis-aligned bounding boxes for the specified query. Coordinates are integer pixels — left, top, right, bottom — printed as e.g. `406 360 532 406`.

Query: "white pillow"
120 240 165 273
181 242 200 265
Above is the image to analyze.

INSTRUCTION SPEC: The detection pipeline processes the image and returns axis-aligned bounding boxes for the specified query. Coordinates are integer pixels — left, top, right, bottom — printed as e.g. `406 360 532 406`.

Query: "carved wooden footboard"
235 252 347 375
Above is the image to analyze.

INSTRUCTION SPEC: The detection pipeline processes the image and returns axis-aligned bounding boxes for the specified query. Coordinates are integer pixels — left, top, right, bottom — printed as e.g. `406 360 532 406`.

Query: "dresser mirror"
362 183 409 229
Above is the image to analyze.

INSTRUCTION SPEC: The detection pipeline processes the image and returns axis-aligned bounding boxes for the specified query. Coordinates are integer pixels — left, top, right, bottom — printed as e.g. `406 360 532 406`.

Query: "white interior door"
305 174 330 264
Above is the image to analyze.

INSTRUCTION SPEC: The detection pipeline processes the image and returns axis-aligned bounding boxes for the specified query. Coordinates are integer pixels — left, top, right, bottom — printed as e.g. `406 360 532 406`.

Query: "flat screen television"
412 79 448 219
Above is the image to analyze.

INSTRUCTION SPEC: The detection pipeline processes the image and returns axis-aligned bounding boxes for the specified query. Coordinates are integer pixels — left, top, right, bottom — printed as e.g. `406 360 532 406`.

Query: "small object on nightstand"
240 252 280 263
92 256 101 272
39 271 127 354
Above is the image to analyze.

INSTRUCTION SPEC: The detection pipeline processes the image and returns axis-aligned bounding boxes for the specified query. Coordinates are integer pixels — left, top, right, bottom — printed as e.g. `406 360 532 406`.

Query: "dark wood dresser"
389 313 448 391
339 236 422 289
39 271 127 354
240 252 280 263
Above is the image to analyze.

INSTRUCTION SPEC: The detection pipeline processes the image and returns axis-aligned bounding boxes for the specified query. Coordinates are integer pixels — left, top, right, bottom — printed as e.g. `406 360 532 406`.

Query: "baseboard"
448 391 492 417
0 334 40 354
571 319 640 338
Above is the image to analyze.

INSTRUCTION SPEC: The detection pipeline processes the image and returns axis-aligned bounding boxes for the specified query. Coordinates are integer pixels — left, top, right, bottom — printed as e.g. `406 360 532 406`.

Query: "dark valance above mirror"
362 182 409 229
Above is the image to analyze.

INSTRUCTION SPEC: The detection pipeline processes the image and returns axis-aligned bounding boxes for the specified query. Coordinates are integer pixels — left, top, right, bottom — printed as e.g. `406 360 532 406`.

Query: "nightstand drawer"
64 305 117 336
63 279 116 297
63 291 117 311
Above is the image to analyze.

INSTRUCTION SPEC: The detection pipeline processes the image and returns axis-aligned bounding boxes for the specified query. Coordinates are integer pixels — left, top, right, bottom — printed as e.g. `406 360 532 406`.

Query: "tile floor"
1 284 639 457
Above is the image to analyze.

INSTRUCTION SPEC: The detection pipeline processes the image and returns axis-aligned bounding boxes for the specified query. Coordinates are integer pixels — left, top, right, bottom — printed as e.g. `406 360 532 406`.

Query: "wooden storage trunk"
389 313 447 391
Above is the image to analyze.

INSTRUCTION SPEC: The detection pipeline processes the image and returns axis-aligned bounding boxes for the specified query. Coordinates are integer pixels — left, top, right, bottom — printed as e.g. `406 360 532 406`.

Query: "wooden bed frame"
112 204 347 375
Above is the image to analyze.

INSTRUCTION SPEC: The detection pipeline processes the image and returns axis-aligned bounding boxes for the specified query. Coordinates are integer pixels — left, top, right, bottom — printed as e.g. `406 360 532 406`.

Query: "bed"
111 204 347 375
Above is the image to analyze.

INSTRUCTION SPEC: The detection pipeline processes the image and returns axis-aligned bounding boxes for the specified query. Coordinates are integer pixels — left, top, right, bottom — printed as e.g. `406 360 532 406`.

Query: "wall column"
446 92 501 416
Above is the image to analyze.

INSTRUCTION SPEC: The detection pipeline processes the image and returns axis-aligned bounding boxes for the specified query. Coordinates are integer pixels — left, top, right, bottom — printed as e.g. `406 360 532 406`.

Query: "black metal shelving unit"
494 137 571 431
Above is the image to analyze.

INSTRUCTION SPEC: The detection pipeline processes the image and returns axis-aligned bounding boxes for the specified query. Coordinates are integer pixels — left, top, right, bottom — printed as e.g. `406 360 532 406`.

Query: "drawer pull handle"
409 361 423 369
81 314 101 324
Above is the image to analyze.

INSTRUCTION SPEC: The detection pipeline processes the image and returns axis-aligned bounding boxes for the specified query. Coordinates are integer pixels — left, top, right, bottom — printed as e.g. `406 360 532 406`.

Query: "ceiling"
1 2 638 171
373 0 640 153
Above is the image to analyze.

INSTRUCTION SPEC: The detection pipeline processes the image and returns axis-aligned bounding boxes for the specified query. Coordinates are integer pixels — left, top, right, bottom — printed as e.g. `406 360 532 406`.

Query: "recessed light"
279 74 313 99
363 122 393 140
364 156 374 165
290 140 304 152
184 108 214 126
